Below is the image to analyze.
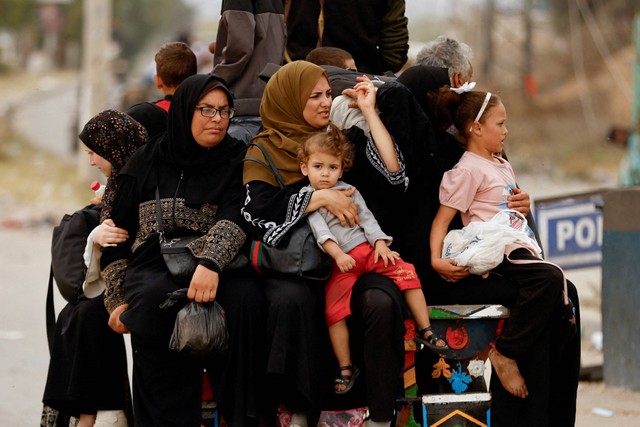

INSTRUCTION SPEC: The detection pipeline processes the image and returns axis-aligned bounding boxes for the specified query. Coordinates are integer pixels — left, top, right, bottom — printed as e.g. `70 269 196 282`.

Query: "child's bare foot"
489 348 528 398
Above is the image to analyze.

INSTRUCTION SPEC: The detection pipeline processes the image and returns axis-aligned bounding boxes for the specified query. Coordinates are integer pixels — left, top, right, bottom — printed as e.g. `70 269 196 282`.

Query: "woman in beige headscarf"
242 61 406 427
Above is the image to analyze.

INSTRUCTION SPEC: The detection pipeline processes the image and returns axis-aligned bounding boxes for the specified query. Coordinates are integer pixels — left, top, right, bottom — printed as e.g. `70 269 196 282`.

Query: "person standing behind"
415 35 474 88
126 41 198 138
212 0 286 103
285 0 408 75
305 46 357 70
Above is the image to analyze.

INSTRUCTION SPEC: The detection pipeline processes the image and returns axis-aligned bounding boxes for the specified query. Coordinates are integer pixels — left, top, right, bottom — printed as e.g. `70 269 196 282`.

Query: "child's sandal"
415 326 449 352
334 365 361 395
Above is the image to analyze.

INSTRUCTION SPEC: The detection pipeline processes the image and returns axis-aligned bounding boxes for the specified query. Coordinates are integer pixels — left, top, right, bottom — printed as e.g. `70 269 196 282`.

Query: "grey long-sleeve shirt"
304 181 392 253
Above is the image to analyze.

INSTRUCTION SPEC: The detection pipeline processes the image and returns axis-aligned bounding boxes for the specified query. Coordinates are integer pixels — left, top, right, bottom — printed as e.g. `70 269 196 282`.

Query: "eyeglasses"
195 105 235 119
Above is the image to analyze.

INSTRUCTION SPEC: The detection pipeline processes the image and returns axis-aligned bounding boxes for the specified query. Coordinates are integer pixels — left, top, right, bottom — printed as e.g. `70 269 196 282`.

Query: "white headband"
474 92 492 123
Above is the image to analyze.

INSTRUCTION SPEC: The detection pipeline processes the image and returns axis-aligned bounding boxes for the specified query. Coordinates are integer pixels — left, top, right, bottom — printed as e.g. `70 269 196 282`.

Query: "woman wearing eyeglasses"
101 74 268 427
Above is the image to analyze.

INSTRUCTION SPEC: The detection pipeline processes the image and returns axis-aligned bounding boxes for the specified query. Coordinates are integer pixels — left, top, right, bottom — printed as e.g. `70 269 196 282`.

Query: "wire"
576 0 632 101
568 0 598 135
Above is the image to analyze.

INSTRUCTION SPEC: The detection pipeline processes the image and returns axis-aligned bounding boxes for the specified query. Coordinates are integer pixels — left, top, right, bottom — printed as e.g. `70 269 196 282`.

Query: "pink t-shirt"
439 151 517 226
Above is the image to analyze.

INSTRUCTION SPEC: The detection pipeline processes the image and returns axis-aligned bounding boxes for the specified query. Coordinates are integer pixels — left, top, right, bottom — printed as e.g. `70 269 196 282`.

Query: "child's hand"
431 257 469 282
335 253 356 272
373 240 399 267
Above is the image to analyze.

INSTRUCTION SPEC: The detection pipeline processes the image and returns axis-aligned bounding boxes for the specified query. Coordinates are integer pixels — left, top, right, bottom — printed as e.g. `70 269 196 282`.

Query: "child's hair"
298 126 355 171
155 42 198 88
426 86 502 143
305 47 355 69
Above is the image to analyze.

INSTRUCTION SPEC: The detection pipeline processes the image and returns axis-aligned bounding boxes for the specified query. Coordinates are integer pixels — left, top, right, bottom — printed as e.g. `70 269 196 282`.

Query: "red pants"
325 242 421 325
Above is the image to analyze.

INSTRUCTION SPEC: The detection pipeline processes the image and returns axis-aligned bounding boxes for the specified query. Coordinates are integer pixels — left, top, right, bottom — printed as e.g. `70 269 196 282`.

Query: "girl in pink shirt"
429 87 573 400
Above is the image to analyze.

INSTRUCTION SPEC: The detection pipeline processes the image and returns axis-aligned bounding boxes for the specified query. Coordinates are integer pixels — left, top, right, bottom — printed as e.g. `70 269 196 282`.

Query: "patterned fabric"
133 198 218 252
189 219 246 270
40 405 78 427
101 75 249 311
364 134 407 189
262 190 313 246
79 110 148 220
102 258 128 313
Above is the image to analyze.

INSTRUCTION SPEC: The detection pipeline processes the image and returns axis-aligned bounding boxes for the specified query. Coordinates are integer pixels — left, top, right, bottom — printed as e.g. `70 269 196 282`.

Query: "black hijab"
125 102 168 139
122 74 246 205
397 65 450 121
79 109 148 219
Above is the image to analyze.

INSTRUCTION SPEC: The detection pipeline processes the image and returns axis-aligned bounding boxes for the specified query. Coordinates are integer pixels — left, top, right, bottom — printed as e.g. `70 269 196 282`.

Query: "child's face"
476 101 508 156
300 151 343 190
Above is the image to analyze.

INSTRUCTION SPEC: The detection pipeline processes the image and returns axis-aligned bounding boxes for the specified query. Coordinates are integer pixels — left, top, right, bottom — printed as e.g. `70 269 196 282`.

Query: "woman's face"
191 88 231 148
302 76 332 129
83 144 112 178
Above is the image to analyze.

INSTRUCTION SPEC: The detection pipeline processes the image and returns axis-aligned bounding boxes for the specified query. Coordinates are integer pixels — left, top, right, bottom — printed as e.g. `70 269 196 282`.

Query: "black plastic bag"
160 289 229 357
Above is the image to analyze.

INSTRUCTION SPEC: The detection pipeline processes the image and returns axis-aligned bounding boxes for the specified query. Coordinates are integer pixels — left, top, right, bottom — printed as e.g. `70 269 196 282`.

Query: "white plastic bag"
442 210 541 276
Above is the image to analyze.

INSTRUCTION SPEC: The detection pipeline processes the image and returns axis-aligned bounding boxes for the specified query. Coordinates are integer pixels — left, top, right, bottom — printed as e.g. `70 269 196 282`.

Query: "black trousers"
346 274 405 422
417 256 580 427
124 271 268 427
492 248 565 359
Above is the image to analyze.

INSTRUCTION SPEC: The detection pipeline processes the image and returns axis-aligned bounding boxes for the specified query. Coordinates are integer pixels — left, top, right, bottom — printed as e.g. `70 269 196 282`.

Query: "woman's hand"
507 188 531 216
108 304 129 334
373 240 399 267
431 257 470 283
187 265 219 303
341 76 400 172
308 188 360 227
342 75 377 113
93 219 129 247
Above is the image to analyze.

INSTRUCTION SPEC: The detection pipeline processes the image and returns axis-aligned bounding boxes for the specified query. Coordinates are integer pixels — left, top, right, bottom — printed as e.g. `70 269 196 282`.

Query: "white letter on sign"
557 220 574 251
575 217 597 248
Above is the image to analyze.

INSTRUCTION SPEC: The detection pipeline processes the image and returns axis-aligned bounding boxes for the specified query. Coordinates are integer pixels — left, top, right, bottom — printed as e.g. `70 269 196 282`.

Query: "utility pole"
633 13 640 127
78 0 112 180
523 0 536 100
618 13 640 187
481 0 495 83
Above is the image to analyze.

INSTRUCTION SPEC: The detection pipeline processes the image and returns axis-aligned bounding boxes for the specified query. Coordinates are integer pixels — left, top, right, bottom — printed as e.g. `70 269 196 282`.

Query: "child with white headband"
427 86 575 400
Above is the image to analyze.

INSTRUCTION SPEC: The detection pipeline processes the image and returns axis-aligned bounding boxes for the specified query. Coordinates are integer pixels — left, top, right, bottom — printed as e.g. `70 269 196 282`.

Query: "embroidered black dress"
101 75 268 427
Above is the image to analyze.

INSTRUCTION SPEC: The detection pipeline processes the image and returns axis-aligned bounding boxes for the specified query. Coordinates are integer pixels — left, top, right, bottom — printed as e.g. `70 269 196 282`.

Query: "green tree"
0 0 37 31
112 0 193 61
59 0 193 72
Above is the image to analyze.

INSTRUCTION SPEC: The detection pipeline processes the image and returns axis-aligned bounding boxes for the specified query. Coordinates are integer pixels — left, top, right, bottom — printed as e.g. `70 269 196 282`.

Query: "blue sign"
533 192 603 270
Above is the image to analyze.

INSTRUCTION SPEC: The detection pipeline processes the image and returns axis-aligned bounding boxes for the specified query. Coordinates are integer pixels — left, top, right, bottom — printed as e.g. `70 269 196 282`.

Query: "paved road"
0 224 136 426
0 226 58 425
11 82 80 160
